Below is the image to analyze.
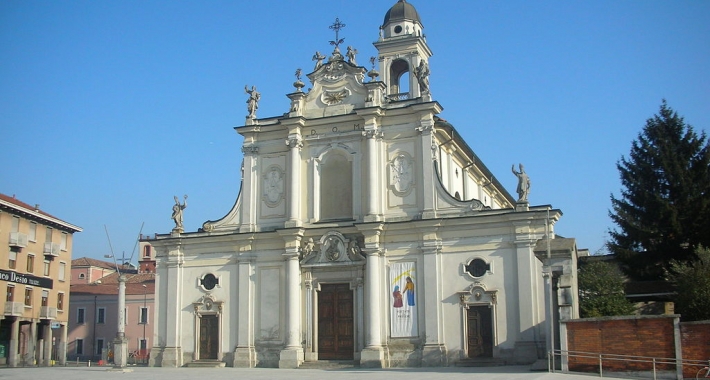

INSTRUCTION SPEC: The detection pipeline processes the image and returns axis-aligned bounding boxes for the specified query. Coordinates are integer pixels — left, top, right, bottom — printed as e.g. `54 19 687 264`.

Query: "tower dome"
383 0 422 27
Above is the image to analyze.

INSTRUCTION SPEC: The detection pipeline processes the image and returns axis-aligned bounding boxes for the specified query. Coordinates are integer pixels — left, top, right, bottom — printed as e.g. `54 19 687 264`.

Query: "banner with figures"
389 261 418 337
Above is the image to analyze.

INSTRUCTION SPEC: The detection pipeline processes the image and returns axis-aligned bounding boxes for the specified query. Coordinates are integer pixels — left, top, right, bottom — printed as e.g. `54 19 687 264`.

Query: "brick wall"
564 316 677 374
680 321 710 379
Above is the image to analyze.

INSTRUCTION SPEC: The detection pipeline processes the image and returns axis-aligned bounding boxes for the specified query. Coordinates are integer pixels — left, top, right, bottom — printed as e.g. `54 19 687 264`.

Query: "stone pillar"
57 323 67 366
41 323 52 366
417 117 436 218
28 321 37 365
233 257 256 367
279 232 303 368
357 111 383 222
240 144 259 233
361 248 384 367
113 275 129 368
153 242 184 367
285 135 303 228
7 318 19 367
420 240 447 366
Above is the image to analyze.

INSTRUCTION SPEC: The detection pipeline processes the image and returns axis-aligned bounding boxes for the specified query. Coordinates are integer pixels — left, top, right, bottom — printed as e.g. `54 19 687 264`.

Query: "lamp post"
142 284 147 364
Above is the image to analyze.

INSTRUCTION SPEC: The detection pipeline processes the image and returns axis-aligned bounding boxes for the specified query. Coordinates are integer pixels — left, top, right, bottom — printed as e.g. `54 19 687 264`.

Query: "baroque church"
147 0 579 369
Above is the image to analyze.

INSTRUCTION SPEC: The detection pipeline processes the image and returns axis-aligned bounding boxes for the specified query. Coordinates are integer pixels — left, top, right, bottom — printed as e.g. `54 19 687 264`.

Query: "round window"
394 25 402 34
202 273 218 290
465 258 488 278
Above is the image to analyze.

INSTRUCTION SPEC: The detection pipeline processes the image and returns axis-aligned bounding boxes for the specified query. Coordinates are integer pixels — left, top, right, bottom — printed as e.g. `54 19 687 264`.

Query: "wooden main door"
318 284 354 360
199 314 219 360
467 306 493 358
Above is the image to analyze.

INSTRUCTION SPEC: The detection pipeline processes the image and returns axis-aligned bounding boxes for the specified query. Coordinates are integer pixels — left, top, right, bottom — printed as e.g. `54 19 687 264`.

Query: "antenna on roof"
127 222 144 267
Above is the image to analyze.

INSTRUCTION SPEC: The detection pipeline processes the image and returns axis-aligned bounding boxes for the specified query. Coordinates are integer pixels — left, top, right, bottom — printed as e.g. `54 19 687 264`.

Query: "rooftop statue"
312 51 326 70
413 60 430 93
244 85 260 119
171 195 188 231
346 46 358 65
511 163 531 202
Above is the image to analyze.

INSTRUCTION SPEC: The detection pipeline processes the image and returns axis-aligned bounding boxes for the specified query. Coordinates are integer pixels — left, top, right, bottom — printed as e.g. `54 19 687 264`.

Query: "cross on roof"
329 17 346 48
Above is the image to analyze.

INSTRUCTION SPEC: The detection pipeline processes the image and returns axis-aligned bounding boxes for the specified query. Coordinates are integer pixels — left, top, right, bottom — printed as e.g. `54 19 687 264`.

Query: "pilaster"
278 230 304 368
420 237 447 366
233 256 256 368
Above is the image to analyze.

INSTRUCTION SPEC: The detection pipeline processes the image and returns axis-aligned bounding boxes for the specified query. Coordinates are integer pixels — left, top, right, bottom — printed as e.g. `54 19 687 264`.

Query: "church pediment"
303 49 368 117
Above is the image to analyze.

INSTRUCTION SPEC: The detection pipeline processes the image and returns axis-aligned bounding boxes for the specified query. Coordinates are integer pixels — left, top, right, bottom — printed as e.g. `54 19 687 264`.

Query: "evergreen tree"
666 246 710 321
609 100 710 280
578 260 635 318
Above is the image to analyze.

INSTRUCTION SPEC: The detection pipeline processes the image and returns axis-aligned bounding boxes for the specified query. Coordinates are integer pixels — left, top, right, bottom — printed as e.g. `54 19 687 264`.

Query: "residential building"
0 193 82 366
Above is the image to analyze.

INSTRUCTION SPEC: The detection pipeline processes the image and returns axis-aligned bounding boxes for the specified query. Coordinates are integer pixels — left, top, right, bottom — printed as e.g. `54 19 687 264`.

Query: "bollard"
88 360 91 367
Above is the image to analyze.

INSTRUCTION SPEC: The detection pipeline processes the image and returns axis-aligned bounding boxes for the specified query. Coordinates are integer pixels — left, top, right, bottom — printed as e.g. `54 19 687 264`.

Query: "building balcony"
4 302 24 316
39 306 57 320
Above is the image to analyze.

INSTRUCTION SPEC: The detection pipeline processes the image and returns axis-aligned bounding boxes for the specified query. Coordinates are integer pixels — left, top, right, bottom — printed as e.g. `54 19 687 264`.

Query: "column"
28 321 37 365
233 257 255 367
285 136 303 228
240 145 259 233
421 242 447 366
357 112 382 222
153 243 184 367
41 323 52 366
7 318 18 367
113 275 128 368
417 117 436 218
57 323 67 366
279 248 303 368
360 248 384 368
364 130 379 219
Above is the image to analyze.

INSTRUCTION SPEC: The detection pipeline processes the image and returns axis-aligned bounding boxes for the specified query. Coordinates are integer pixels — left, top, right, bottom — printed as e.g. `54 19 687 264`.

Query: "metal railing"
550 349 710 380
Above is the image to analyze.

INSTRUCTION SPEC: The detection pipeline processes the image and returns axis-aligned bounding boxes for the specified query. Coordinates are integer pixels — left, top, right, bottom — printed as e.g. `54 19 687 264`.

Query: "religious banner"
389 261 417 337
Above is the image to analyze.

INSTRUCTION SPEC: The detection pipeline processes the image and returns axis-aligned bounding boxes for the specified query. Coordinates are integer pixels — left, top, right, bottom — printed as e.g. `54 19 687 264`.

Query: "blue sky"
1 0 708 262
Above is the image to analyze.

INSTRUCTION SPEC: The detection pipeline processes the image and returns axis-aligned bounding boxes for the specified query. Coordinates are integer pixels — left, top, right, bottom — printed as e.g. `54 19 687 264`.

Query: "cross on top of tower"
329 17 346 48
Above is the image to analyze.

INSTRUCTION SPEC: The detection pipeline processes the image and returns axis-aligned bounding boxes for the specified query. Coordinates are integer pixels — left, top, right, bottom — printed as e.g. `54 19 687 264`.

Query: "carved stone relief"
262 165 284 207
390 153 414 196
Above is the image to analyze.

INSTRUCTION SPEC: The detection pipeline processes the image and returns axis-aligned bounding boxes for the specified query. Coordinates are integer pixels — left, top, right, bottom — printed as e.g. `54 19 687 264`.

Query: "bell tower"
374 0 433 101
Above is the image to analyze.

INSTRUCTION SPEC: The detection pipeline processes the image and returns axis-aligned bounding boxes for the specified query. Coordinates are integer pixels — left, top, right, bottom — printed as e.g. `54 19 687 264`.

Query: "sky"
1 0 708 263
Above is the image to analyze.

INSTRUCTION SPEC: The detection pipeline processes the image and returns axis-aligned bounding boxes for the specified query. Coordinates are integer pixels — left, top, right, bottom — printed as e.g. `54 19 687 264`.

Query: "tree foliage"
578 260 635 318
666 246 710 321
608 100 710 280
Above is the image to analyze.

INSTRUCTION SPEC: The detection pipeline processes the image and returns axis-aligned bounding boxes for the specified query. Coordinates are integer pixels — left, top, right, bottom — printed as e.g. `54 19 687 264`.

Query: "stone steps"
186 360 226 368
298 360 358 369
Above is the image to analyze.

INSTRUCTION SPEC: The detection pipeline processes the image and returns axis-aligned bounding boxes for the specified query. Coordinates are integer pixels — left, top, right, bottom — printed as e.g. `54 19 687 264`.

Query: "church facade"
147 0 579 369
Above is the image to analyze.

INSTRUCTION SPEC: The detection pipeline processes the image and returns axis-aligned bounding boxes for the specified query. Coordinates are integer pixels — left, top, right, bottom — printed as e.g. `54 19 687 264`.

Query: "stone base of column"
112 336 129 368
360 347 385 368
233 346 256 368
150 346 183 367
421 344 448 367
278 347 303 368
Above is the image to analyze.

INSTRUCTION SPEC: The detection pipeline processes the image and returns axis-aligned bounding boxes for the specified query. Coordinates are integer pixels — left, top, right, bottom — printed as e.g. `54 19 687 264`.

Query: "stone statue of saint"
346 46 358 65
413 60 430 93
312 51 326 70
512 164 530 202
245 85 260 119
172 195 188 230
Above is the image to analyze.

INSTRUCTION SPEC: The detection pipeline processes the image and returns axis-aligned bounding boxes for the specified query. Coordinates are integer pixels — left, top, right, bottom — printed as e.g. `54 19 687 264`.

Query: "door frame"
465 305 494 358
192 296 223 362
315 283 355 360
